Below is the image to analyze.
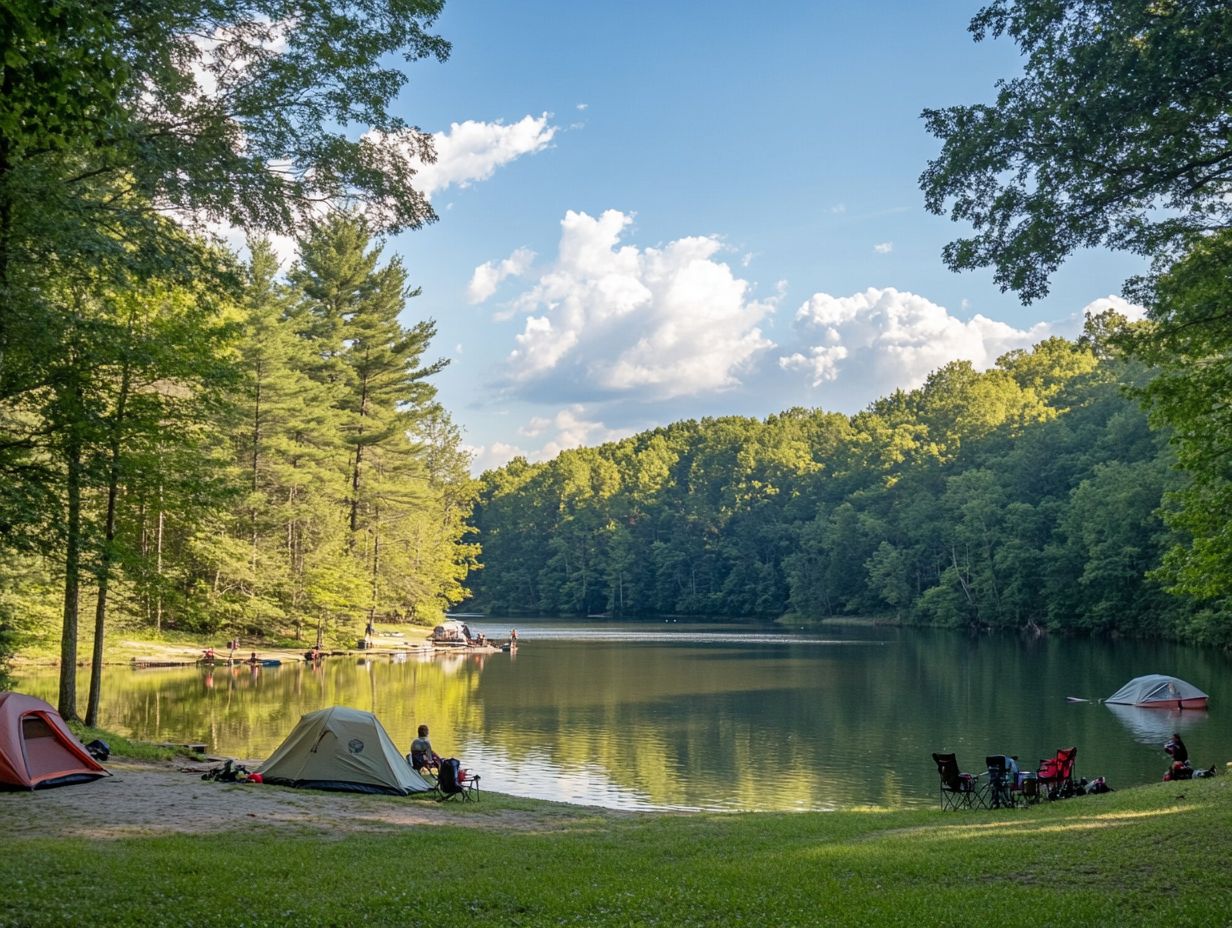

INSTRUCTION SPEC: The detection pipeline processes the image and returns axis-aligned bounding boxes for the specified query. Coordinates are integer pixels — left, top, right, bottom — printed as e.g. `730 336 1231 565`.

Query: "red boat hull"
1136 697 1208 710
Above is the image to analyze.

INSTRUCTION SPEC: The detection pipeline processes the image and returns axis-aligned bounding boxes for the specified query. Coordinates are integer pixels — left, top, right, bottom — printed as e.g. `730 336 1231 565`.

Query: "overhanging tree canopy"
920 0 1232 302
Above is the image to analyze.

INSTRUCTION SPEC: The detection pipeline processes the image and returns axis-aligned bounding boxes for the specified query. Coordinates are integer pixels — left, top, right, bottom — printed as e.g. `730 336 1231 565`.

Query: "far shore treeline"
467 314 1228 647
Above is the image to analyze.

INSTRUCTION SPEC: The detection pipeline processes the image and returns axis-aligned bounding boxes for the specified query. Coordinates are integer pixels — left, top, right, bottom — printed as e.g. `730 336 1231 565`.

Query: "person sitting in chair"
1164 732 1193 781
409 724 442 774
1164 733 1188 764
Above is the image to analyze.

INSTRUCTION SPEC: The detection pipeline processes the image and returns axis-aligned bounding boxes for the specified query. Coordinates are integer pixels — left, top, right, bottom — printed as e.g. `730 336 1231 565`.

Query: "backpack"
437 757 462 794
202 759 249 783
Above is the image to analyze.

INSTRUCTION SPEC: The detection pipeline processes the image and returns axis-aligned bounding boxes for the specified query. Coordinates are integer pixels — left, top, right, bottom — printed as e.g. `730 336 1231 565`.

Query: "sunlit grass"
2 777 1229 927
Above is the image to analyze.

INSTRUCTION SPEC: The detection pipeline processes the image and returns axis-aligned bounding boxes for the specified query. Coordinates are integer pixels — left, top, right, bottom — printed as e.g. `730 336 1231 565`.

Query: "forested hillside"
1 218 477 658
468 313 1227 646
0 0 467 713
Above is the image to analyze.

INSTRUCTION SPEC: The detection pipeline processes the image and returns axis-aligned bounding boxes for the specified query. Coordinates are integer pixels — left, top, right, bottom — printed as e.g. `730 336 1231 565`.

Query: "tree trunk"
58 380 84 721
86 353 131 726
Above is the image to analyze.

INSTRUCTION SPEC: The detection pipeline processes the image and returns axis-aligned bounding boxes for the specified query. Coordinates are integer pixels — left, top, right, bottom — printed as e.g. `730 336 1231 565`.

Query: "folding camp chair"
436 758 480 802
984 755 1016 809
932 753 983 810
1037 746 1078 800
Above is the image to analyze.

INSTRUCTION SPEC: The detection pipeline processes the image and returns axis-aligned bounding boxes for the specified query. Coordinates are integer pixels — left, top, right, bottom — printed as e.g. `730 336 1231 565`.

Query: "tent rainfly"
258 705 432 795
1106 674 1209 710
0 692 109 790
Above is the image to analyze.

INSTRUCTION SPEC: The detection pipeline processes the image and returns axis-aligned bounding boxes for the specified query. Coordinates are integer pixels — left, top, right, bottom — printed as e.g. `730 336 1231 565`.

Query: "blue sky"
365 0 1147 471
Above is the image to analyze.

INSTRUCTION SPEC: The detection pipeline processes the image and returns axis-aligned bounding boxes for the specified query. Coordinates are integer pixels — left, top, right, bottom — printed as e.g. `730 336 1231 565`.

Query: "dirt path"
0 759 623 839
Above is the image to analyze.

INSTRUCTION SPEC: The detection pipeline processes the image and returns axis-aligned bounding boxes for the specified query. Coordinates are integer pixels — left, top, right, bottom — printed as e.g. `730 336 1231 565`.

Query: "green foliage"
1131 231 1232 611
920 0 1232 302
920 2 1232 635
469 329 1210 642
0 0 481 730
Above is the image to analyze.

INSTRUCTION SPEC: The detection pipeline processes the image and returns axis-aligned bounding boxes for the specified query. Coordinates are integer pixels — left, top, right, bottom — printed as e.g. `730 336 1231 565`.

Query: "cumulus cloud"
370 114 557 200
873 241 893 254
576 102 589 111
529 406 632 459
467 247 536 303
467 440 526 474
467 406 632 473
778 287 1052 398
1080 294 1147 322
498 209 775 400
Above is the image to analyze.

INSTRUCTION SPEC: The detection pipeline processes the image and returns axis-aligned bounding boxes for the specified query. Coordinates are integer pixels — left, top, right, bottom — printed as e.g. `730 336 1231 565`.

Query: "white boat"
429 620 473 648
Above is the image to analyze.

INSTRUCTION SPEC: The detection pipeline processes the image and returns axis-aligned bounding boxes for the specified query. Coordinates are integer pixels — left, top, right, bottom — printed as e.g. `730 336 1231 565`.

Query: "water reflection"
14 620 1232 812
1104 703 1208 745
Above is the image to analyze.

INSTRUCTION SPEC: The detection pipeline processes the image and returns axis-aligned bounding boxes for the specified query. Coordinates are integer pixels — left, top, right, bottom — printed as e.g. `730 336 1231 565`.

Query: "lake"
14 620 1232 811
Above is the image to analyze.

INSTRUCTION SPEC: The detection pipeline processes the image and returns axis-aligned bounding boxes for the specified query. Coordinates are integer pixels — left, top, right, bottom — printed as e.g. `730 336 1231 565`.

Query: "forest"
0 0 474 718
470 0 1232 647
467 312 1227 647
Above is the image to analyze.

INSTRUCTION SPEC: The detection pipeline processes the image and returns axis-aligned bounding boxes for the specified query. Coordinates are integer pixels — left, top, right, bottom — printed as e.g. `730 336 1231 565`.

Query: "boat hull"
1133 697 1208 709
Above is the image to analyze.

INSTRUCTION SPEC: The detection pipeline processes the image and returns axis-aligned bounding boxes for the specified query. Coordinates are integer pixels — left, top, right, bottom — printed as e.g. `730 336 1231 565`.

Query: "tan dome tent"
258 705 432 795
0 692 109 790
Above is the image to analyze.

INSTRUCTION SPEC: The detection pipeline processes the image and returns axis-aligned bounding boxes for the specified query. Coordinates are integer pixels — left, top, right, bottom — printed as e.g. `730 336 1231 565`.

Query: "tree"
920 0 1232 634
292 215 450 622
920 0 1232 302
0 0 453 717
0 0 450 308
1131 231 1232 608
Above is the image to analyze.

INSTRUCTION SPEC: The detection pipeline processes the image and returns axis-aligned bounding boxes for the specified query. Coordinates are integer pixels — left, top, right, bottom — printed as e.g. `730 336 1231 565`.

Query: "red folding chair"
1037 746 1078 800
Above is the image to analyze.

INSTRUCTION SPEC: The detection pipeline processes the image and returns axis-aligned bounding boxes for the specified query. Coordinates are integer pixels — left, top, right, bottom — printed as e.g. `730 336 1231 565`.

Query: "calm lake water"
15 620 1232 811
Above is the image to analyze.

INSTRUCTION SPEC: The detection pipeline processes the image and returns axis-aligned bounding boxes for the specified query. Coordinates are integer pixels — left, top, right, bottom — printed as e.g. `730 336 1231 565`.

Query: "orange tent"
0 692 109 790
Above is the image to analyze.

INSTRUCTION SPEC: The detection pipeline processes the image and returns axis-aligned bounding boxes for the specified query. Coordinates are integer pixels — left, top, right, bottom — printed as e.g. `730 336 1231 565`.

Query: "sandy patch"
0 759 620 839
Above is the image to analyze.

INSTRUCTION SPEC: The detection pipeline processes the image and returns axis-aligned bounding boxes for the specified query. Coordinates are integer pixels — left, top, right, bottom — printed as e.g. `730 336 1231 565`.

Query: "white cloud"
829 204 847 215
518 416 553 438
576 103 589 111
1080 294 1147 322
533 406 633 459
371 114 557 200
467 407 632 473
468 440 526 473
467 247 536 303
778 287 1051 398
202 220 298 268
873 241 894 254
499 209 775 400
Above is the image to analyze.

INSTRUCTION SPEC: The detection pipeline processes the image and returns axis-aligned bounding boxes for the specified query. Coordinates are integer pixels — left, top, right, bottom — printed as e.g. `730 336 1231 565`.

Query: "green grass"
3 778 1229 927
66 723 179 762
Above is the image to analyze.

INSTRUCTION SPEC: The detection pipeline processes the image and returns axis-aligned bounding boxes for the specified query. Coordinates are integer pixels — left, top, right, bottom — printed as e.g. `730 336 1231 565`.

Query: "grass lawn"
2 774 1228 927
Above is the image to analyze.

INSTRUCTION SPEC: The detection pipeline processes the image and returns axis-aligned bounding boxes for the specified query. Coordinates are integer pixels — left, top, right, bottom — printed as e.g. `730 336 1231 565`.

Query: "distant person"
247 652 260 665
1164 733 1189 764
1164 732 1192 780
1005 754 1021 785
409 724 441 773
510 628 518 641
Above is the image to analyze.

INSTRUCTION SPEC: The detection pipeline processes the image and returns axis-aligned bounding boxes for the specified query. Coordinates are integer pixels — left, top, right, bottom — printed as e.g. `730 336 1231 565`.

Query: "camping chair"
435 757 480 802
932 753 983 810
983 755 1016 809
408 750 440 779
1037 746 1078 800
